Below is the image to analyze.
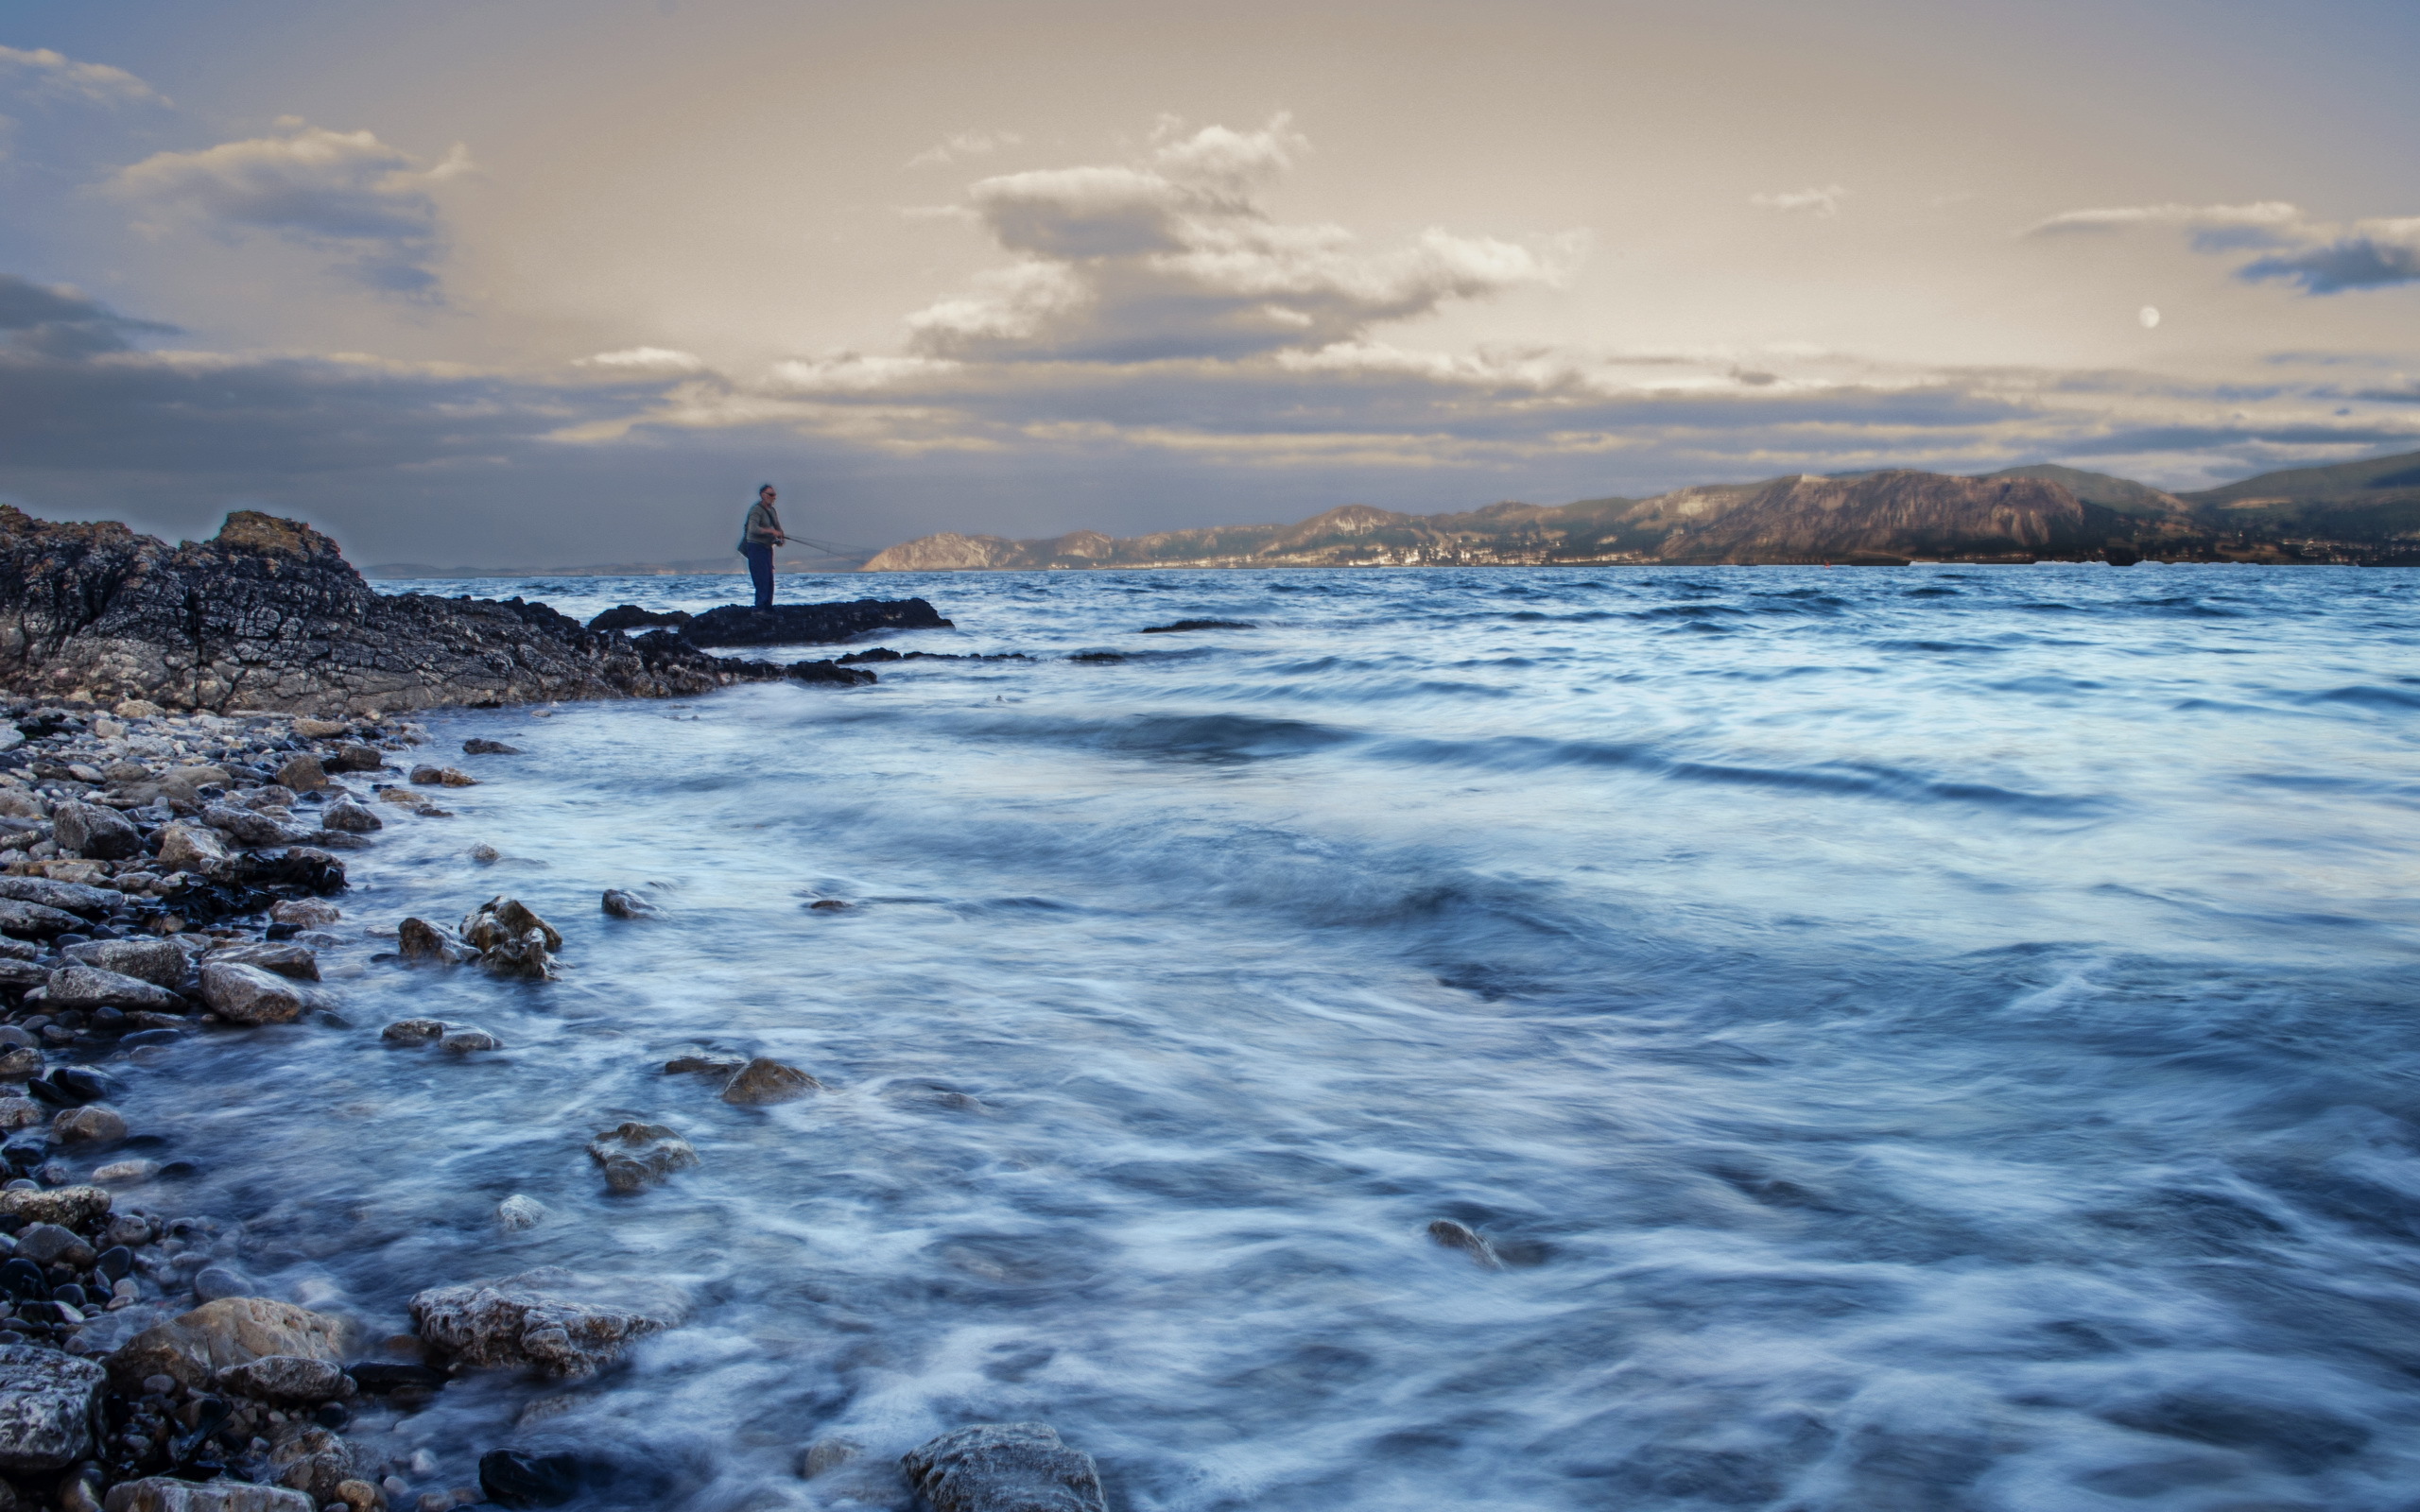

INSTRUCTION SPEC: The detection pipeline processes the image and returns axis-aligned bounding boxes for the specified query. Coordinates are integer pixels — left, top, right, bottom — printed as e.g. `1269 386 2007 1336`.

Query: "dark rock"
342 1363 445 1396
12 1222 93 1267
228 847 345 893
215 1355 354 1404
0 878 119 918
95 1246 133 1281
192 1265 251 1302
271 755 327 792
207 942 320 981
0 1259 48 1299
1426 1218 1500 1267
599 888 657 919
461 738 521 755
327 743 386 773
0 900 81 940
62 938 186 987
50 803 141 860
43 966 182 1012
1139 619 1255 633
478 1450 583 1508
682 598 950 648
585 605 692 634
408 765 475 787
719 1057 820 1107
1067 652 1124 664
585 1122 697 1193
786 659 877 687
0 1344 107 1471
395 918 463 964
378 1019 447 1045
40 1067 113 1104
900 1422 1107 1512
409 1267 686 1377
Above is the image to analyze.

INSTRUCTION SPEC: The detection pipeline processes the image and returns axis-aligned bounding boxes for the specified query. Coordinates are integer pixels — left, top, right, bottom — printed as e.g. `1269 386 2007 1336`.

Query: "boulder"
0 1186 110 1227
462 738 521 755
215 1355 355 1403
378 1019 447 1045
900 1423 1107 1512
154 823 232 878
407 1267 686 1378
328 744 386 773
480 929 554 980
105 1479 314 1512
105 1297 348 1393
600 888 658 919
272 755 328 792
198 961 323 1025
268 898 341 929
208 942 320 981
0 1345 107 1471
396 918 465 964
0 877 119 917
44 966 183 1012
62 938 187 988
408 765 475 787
720 1057 821 1107
51 1104 128 1145
319 799 382 833
461 897 560 953
0 899 80 940
438 1026 502 1054
585 1122 698 1193
50 803 141 861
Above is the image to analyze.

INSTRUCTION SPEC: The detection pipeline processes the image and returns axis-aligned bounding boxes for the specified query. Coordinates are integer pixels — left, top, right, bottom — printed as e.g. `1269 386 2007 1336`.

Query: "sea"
144 564 2420 1509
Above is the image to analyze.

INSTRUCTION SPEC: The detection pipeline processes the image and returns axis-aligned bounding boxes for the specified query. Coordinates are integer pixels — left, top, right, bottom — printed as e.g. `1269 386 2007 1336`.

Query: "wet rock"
318 799 382 833
200 803 309 849
467 843 499 865
395 919 464 965
154 824 231 878
106 1297 348 1393
215 1354 354 1404
328 744 386 774
92 1160 156 1185
343 1363 445 1397
683 599 949 647
192 1265 251 1303
479 931 553 980
0 899 82 940
801 1436 862 1477
0 1344 107 1470
379 1020 447 1046
272 755 328 792
0 1098 37 1132
50 803 141 861
438 1026 502 1054
50 1102 127 1145
230 846 345 892
207 942 320 981
461 739 521 755
377 786 446 816
198 961 322 1025
0 1046 38 1079
104 1480 315 1512
460 898 560 954
663 1054 744 1078
0 1185 109 1227
584 1122 698 1193
900 1422 1107 1512
268 898 340 930
270 1425 356 1503
13 1223 95 1268
719 1057 821 1107
1426 1218 1500 1267
62 938 187 988
408 765 475 788
477 1449 580 1508
408 1267 686 1378
495 1194 547 1232
599 888 657 919
43 966 183 1012
332 1482 380 1512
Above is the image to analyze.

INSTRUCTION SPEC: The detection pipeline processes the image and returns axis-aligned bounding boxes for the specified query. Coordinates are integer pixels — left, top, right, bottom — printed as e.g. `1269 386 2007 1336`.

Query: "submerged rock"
900 1422 1107 1512
1426 1218 1500 1268
106 1297 349 1392
719 1057 821 1107
439 1026 503 1054
0 1343 107 1470
462 738 521 755
408 1267 686 1378
409 765 476 787
318 798 383 832
477 1449 582 1508
379 1019 448 1045
51 1103 128 1144
585 1122 698 1193
599 888 658 919
395 918 466 965
495 1194 548 1232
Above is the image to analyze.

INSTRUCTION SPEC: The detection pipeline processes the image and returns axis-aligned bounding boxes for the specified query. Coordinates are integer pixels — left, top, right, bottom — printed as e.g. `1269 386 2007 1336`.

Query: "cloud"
110 121 471 297
1750 185 1846 218
0 273 176 356
908 129 1023 168
576 346 706 373
0 44 165 107
903 114 1580 362
2024 198 2420 294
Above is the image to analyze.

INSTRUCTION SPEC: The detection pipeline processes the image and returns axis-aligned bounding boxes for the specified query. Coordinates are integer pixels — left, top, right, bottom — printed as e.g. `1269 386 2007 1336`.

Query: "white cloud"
2024 199 2420 293
576 346 706 373
903 115 1581 362
1750 184 1847 217
110 122 472 297
908 129 1024 167
0 44 165 107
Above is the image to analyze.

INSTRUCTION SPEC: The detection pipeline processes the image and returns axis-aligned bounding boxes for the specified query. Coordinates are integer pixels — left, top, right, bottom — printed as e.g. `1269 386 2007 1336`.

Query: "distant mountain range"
859 449 2420 570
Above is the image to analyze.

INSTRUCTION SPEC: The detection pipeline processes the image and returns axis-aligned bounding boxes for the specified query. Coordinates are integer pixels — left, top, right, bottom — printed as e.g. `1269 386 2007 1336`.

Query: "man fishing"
738 483 788 610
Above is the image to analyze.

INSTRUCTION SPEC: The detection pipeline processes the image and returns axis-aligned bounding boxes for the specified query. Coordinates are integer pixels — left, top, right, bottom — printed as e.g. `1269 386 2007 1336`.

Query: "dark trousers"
743 542 774 608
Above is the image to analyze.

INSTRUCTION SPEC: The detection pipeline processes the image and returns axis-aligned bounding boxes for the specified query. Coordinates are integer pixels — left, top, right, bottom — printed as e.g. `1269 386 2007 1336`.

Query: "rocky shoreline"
0 696 1110 1511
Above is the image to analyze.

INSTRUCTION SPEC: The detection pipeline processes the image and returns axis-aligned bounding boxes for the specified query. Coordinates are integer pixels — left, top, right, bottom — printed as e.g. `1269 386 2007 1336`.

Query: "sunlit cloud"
576 347 706 373
1750 185 1847 217
908 129 1024 167
2026 198 2420 294
0 44 165 107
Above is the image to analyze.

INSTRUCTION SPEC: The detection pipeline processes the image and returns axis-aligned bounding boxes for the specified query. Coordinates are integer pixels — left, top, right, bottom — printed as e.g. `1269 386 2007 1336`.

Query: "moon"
2139 305 2162 329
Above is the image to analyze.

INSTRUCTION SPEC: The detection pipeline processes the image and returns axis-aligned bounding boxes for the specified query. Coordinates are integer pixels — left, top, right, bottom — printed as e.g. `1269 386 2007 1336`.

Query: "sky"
3 0 2418 567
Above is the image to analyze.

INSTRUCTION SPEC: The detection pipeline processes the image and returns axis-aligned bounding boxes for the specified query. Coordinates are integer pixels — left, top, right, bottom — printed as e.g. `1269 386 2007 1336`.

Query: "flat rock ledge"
0 507 932 716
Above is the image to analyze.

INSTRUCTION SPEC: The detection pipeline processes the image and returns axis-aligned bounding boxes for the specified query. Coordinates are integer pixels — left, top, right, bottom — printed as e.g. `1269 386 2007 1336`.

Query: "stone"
192 1265 251 1303
584 1122 698 1193
158 766 232 809
460 898 560 953
394 919 463 965
333 1482 380 1512
407 1267 686 1378
216 1355 355 1405
495 1194 547 1232
663 1054 744 1078
44 966 184 1012
379 1020 447 1046
291 719 349 739
63 938 188 988
113 700 165 719
801 1437 862 1477
13 1223 96 1268
266 1424 358 1503
50 803 141 861
377 788 442 816
899 1422 1107 1512
0 1186 108 1227
268 898 340 930
461 739 520 755
466 844 499 865
273 755 329 792
477 1450 580 1508
479 931 553 980
599 888 657 919
0 1345 107 1471
0 899 82 940
199 961 320 1024
209 942 320 981
105 1482 315 1512
200 804 306 848
719 1057 821 1107
92 1160 157 1185
437 1027 501 1054
51 1104 127 1144
407 766 475 788
106 1297 347 1393
318 799 381 834
0 790 42 819
329 745 385 774
0 1046 38 1079
0 876 119 916
1426 1218 1500 1266
154 823 232 878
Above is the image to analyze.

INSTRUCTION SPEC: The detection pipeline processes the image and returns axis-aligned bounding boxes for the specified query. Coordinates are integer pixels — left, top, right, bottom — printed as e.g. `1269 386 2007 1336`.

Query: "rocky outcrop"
0 507 921 714
676 599 952 646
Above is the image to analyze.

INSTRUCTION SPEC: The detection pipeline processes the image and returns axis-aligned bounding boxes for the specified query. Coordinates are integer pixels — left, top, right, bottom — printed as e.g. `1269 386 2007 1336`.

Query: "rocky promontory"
0 508 935 716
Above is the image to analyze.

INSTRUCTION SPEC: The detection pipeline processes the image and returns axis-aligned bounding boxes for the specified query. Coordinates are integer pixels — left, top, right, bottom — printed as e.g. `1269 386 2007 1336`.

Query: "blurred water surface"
132 565 2420 1509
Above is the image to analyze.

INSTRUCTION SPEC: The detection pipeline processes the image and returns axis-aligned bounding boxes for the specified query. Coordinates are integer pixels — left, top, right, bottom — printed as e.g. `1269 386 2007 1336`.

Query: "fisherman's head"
758 483 776 503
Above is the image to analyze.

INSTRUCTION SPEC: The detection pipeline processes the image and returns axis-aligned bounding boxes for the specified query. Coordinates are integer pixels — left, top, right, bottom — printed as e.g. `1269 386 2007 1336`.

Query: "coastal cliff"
0 507 923 716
